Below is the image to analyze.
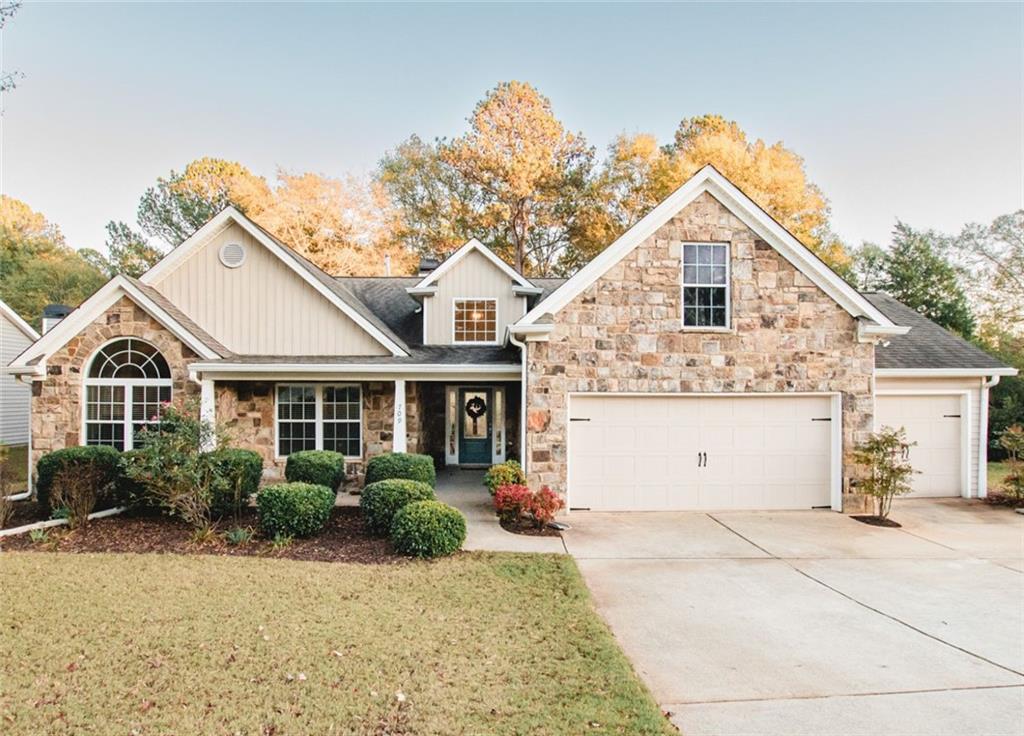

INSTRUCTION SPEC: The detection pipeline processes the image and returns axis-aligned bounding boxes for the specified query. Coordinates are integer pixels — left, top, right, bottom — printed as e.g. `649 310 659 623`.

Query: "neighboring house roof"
139 207 409 357
0 299 40 341
515 165 904 335
863 292 1016 375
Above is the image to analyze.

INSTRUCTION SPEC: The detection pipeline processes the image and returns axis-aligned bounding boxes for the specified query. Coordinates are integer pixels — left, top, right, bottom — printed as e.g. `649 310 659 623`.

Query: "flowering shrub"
525 485 564 528
483 460 526 495
493 484 532 524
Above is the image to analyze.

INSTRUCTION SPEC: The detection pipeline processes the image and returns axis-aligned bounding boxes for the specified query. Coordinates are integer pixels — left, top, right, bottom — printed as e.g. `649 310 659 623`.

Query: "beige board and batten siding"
874 376 982 497
0 309 34 444
424 248 525 345
154 224 388 356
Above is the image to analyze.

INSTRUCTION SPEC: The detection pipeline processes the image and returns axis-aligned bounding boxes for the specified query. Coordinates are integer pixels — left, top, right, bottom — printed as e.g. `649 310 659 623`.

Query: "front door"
458 388 492 465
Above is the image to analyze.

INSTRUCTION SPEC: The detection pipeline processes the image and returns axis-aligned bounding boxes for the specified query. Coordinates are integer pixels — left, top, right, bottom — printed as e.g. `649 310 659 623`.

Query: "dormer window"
682 243 729 329
453 299 497 343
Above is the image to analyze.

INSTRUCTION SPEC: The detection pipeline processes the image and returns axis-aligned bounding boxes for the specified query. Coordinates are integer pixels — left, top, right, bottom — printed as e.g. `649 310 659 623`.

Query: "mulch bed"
1 500 50 530
984 492 1023 508
852 515 902 528
0 507 404 564
499 517 562 537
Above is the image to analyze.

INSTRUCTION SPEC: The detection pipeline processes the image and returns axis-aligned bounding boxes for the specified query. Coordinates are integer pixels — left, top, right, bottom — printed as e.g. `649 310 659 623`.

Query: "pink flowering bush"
493 484 532 524
525 485 564 528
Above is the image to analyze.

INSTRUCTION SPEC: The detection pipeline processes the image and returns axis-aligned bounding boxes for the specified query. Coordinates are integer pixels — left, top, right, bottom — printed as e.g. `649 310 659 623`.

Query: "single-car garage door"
875 394 963 498
568 394 834 511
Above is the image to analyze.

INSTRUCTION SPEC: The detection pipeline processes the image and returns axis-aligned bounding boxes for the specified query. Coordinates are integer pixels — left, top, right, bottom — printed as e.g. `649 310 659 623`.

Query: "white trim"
451 297 500 345
512 285 543 297
875 368 1018 378
393 379 407 453
564 391 843 513
859 321 912 338
273 383 363 461
517 165 898 330
410 238 535 291
190 362 519 378
979 375 1000 499
875 389 973 498
0 299 39 341
493 385 506 464
406 286 437 297
139 207 408 357
445 385 458 466
7 276 221 371
680 242 731 331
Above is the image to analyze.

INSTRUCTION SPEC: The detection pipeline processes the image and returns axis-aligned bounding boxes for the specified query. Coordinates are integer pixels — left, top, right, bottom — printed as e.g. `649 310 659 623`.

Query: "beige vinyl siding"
1 311 33 444
875 376 983 497
154 224 388 356
424 249 525 345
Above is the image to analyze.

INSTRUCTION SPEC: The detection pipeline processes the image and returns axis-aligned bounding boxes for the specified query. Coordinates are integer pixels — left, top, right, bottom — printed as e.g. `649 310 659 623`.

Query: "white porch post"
393 379 407 453
200 378 216 451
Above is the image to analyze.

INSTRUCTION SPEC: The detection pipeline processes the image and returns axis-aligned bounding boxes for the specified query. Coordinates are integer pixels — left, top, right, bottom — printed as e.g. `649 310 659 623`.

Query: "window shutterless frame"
680 242 731 331
452 298 499 345
274 383 363 460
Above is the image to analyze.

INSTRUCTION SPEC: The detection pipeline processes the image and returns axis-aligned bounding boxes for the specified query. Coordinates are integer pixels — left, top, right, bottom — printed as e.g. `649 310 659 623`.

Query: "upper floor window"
84 338 172 451
453 299 497 343
682 243 729 329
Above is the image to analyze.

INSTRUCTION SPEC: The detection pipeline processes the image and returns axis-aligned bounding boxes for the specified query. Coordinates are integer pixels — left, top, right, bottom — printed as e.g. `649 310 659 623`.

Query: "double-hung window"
276 384 362 458
453 299 497 343
682 243 729 329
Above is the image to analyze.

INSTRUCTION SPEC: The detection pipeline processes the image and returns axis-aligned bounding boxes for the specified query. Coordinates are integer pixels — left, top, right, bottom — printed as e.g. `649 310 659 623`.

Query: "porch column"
393 379 407 453
200 378 216 451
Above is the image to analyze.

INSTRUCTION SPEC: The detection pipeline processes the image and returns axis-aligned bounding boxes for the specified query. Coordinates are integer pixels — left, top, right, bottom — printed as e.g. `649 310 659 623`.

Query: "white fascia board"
512 285 544 296
189 362 521 382
875 367 1019 378
412 238 535 290
140 207 408 357
509 323 553 336
405 286 438 297
0 300 40 341
516 166 897 329
860 322 912 336
7 276 220 370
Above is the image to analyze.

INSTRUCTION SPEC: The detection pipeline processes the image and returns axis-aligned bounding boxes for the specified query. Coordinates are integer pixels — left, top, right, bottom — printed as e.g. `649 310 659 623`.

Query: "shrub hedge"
360 478 435 535
211 448 264 518
364 452 436 488
256 482 335 538
390 500 466 558
285 450 346 490
36 446 123 514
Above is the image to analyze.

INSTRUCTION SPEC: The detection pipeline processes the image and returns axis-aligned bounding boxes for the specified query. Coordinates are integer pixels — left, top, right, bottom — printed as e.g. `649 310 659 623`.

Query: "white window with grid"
453 299 497 344
681 243 730 329
83 338 172 451
276 384 362 459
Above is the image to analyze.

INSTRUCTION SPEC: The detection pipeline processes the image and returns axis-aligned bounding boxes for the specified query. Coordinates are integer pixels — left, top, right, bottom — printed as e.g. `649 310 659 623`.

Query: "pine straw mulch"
0 506 405 564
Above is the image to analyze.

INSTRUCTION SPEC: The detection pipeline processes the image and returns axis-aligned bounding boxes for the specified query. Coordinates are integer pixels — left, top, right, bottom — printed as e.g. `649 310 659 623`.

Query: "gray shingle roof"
863 292 1009 371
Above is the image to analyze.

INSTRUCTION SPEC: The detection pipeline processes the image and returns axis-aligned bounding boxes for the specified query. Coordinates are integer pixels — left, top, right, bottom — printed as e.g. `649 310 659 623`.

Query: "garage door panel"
637 425 669 453
876 395 962 498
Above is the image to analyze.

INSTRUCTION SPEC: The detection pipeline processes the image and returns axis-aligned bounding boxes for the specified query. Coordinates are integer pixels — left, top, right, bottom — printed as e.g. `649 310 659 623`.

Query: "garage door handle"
943 414 961 418
570 418 591 422
697 451 707 467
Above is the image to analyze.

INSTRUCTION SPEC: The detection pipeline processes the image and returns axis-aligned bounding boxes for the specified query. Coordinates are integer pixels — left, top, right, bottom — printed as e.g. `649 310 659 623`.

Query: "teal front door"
458 388 492 465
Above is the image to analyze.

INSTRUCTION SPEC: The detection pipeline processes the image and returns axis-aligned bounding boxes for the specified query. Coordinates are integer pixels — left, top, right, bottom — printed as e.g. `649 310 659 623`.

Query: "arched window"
84 338 172 451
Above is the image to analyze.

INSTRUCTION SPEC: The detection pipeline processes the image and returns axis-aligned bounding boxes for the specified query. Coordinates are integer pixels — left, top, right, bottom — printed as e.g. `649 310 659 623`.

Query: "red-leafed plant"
525 485 564 529
493 484 532 524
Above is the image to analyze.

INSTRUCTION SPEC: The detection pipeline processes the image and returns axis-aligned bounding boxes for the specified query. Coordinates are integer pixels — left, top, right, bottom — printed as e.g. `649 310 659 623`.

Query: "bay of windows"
276 384 362 458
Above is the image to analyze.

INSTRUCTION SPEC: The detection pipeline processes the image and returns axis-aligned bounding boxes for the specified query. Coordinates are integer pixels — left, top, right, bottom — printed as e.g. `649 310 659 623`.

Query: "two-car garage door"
567 394 834 511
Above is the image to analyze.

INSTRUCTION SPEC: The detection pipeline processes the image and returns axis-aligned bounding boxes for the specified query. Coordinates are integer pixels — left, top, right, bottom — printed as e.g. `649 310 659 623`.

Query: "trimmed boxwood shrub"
364 452 436 488
360 479 435 535
390 500 466 558
211 448 264 518
36 446 123 514
285 450 346 490
256 482 334 538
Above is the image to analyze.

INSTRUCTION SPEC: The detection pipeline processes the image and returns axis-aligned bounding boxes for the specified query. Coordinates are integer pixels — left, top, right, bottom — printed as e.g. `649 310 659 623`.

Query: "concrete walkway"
435 468 566 553
563 499 1024 736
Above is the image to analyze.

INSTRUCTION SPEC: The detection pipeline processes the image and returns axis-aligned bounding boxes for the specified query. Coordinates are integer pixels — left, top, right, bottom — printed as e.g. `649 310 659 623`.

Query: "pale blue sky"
2 2 1021 254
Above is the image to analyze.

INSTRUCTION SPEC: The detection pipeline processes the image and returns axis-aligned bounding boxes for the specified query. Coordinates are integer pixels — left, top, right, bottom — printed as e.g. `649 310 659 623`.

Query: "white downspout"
978 375 1000 498
507 329 528 474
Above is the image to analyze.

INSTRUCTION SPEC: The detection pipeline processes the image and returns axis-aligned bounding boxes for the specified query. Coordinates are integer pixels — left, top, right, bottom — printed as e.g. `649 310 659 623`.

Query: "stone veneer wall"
30 296 201 467
525 192 875 511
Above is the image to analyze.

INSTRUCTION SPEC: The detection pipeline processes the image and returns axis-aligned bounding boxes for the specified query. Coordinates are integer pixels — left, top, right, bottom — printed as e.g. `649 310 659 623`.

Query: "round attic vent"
219 242 246 268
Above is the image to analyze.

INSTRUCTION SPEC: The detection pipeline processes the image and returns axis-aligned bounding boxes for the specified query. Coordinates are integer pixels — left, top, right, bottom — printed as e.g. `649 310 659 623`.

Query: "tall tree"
0 196 105 327
882 221 976 337
80 221 164 278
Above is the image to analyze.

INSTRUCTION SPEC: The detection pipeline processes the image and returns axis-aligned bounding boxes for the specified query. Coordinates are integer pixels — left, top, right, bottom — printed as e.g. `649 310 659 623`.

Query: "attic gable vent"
219 242 246 268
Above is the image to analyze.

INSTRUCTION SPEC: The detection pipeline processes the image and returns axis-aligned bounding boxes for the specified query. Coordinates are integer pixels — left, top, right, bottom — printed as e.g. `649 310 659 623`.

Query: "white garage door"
568 395 833 511
875 394 963 498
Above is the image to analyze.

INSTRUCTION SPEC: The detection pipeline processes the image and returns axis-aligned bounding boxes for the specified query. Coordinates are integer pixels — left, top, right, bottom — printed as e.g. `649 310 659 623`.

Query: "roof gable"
516 165 899 330
410 238 536 292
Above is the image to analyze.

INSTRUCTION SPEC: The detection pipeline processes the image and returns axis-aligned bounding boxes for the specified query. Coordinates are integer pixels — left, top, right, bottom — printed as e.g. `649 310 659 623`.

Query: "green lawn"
988 461 1012 493
0 552 675 735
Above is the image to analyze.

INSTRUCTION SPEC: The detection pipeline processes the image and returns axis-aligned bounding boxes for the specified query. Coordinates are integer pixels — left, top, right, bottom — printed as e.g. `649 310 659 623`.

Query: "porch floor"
435 468 566 554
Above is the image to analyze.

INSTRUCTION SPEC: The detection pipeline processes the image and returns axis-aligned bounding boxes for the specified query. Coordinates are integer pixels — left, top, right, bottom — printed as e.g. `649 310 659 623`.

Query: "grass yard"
988 461 1011 492
0 552 675 736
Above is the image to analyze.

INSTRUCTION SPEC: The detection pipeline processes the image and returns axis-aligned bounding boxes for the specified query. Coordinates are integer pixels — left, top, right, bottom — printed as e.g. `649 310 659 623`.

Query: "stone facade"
525 192 875 511
30 296 201 466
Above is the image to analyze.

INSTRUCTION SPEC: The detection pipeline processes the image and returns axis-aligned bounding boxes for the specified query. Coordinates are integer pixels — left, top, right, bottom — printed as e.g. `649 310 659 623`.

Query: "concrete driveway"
563 499 1024 736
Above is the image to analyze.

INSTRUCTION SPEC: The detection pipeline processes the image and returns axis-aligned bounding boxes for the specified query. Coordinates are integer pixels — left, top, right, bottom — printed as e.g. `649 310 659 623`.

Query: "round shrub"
360 479 435 535
257 482 335 538
210 448 264 518
36 446 123 513
364 452 436 488
285 450 346 490
483 460 526 495
390 500 466 558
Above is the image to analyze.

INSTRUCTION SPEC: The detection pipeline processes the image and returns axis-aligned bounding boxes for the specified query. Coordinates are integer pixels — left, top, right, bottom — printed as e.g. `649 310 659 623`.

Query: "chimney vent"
417 257 440 277
42 304 72 334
